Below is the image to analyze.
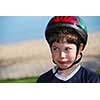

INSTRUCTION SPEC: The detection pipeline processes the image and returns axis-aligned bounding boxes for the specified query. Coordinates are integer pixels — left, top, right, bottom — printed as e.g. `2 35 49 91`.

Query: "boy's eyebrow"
52 44 71 48
52 45 58 48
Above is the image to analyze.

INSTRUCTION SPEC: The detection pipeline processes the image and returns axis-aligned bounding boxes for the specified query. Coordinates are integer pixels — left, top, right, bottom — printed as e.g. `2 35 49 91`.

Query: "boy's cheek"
52 54 57 59
51 53 58 60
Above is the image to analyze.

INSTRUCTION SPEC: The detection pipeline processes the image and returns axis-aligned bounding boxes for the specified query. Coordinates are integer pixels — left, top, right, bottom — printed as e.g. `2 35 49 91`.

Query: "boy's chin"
57 65 69 70
57 64 74 70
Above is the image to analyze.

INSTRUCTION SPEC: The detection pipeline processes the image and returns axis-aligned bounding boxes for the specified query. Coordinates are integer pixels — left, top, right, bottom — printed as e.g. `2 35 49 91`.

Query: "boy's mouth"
58 61 67 64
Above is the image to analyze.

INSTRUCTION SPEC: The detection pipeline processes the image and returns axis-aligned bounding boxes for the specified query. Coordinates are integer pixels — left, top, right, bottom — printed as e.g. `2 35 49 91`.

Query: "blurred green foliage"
96 70 100 75
0 76 38 83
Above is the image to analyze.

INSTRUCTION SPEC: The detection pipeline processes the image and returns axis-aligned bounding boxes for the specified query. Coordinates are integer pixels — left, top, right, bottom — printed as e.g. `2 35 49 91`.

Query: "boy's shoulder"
36 69 53 83
79 66 100 82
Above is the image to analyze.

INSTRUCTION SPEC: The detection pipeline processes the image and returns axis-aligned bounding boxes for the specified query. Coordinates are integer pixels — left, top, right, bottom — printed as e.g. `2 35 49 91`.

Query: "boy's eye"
65 47 71 51
52 47 59 52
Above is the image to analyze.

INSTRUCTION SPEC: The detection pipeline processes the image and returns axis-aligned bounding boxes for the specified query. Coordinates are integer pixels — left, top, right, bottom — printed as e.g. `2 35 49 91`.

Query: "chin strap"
70 52 82 67
53 53 83 76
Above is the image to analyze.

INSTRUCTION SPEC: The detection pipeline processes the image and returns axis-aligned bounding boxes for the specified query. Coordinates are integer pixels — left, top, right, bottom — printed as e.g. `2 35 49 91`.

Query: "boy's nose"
60 51 66 58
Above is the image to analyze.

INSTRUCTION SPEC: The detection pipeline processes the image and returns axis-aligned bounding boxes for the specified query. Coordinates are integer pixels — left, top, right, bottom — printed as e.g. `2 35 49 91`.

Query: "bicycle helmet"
45 16 88 50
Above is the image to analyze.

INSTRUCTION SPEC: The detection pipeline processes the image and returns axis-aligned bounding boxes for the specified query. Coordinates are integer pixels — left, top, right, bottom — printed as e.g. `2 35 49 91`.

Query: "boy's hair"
45 27 82 50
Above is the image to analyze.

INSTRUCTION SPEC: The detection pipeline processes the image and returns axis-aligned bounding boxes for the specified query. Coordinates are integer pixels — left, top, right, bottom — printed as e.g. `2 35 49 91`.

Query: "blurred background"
0 16 100 82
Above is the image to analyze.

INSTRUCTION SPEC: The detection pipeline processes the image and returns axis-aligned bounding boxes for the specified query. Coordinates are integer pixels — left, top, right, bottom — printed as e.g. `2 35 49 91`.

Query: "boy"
37 16 100 83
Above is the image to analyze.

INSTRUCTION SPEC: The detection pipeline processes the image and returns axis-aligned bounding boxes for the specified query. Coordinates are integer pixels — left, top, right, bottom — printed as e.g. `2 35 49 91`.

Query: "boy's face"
51 41 77 69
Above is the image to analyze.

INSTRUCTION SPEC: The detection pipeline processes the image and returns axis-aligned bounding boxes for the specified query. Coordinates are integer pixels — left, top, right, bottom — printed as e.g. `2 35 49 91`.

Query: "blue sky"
0 16 100 44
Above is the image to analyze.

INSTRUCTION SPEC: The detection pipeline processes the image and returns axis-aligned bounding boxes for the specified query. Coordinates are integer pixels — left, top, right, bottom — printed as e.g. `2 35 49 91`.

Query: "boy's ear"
78 43 84 55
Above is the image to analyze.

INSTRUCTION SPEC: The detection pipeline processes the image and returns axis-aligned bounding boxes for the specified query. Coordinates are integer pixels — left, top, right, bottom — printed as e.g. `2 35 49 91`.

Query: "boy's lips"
58 61 67 64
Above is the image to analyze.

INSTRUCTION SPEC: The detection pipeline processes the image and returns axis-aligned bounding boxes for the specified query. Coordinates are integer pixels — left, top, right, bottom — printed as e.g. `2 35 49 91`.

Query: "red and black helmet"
45 16 88 50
